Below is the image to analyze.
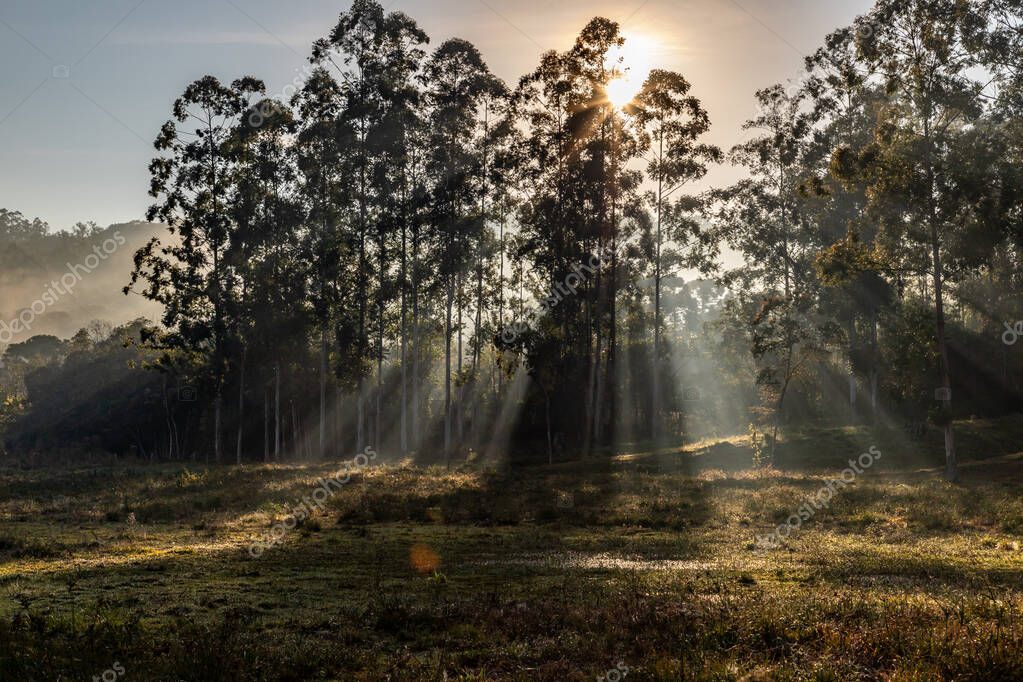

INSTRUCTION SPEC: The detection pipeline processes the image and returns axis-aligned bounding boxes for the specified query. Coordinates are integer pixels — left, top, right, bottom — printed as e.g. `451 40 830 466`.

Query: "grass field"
3 418 1023 680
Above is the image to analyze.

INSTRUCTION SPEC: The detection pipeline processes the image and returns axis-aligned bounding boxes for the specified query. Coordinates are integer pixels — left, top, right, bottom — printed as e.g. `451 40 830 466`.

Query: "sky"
0 0 872 232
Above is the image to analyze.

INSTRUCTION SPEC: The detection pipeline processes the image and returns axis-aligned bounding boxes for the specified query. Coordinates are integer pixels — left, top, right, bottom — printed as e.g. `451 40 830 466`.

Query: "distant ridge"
0 220 164 344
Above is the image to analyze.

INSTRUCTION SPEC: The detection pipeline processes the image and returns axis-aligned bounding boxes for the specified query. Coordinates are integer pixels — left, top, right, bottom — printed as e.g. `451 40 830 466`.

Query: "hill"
0 217 163 345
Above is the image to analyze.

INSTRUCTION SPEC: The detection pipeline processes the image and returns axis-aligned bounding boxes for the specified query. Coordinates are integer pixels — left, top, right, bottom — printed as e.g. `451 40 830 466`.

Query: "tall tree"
630 69 720 439
312 0 389 453
856 0 985 480
232 96 308 464
424 38 503 463
293 67 353 459
128 75 264 463
715 84 815 459
368 10 429 453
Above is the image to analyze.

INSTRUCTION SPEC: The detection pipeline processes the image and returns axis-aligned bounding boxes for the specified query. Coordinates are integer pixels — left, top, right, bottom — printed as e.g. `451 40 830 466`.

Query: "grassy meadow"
3 418 1023 680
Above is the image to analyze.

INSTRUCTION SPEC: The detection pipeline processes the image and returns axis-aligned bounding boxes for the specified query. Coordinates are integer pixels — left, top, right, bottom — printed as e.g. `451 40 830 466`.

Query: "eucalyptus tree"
969 0 1023 325
854 0 987 480
512 48 582 317
311 0 388 453
405 108 433 452
714 84 818 459
423 38 503 462
366 11 429 453
799 27 881 413
469 79 511 376
488 188 520 397
630 69 720 439
459 69 510 450
510 19 653 450
513 48 579 282
450 70 507 451
127 75 264 463
233 97 306 464
722 85 813 297
293 67 354 459
569 18 631 449
513 44 594 451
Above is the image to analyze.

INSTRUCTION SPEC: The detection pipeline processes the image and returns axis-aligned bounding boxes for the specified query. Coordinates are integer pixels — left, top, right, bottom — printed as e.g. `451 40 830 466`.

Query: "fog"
0 221 163 346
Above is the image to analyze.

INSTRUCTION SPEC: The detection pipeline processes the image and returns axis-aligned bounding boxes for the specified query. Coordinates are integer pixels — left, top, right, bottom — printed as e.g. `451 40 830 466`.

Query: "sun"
604 33 657 107
606 76 642 107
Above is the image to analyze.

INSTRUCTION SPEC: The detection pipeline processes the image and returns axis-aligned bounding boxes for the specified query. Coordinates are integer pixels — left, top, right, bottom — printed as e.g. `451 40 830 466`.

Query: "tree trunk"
376 208 385 452
291 400 300 460
320 327 327 460
376 297 383 452
162 374 175 460
593 335 605 450
335 387 344 459
412 222 421 451
497 218 505 394
545 389 553 466
457 271 464 447
236 346 246 465
400 203 409 457
357 383 364 454
213 385 222 465
357 72 368 457
848 316 857 414
870 308 879 422
274 364 281 462
475 103 488 375
652 133 663 441
589 258 603 454
584 261 595 457
444 274 453 468
769 343 794 465
606 121 618 448
925 117 957 482
931 226 956 481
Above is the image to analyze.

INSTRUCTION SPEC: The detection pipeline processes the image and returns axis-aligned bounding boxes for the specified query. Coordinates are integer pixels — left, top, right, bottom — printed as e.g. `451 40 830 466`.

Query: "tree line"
115 1 724 466
3 0 1023 478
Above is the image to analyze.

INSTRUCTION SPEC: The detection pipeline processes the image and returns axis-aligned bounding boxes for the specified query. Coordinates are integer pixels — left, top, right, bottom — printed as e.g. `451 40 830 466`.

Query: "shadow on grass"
806 545 1023 590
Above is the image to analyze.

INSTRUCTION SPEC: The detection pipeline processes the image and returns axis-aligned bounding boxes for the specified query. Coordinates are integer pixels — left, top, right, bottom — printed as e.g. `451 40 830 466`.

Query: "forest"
4 0 1023 478
2 0 1023 678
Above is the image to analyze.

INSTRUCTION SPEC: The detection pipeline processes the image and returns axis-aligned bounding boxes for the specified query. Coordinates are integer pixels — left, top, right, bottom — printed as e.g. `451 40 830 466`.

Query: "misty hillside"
0 211 163 344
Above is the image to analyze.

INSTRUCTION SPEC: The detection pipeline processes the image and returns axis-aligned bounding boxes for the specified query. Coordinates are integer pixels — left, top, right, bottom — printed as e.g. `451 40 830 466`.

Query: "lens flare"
410 542 441 574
